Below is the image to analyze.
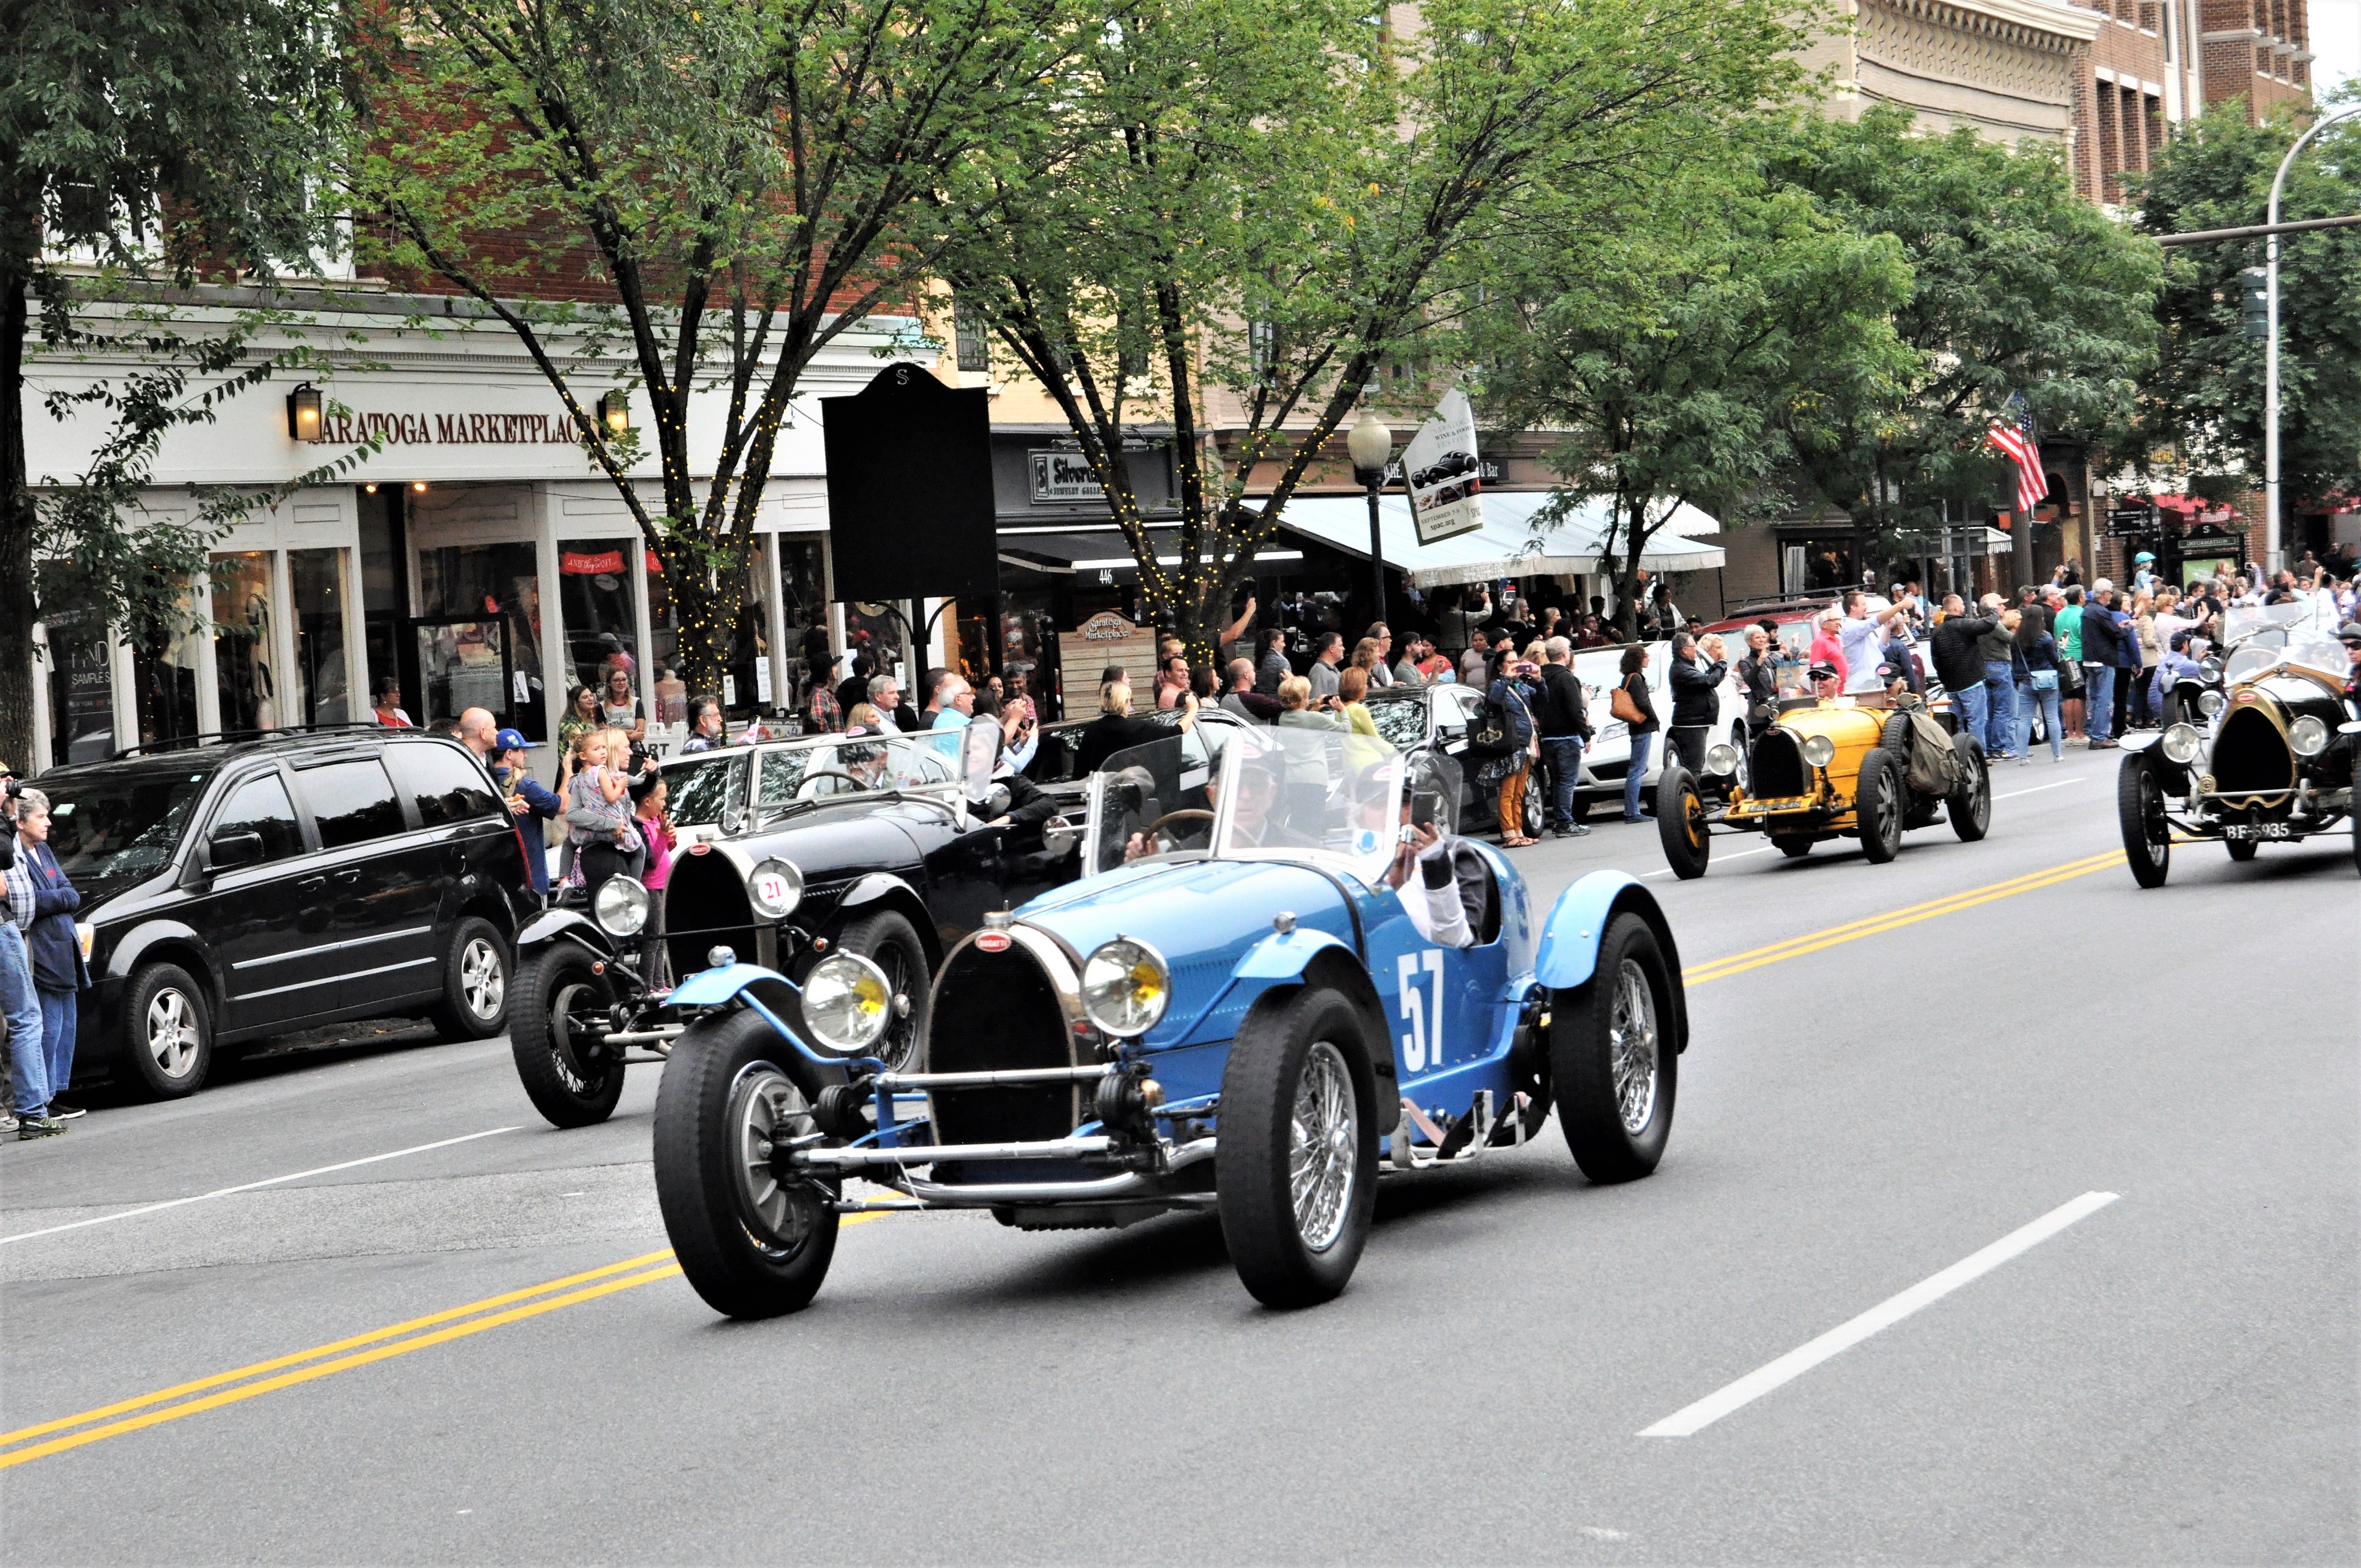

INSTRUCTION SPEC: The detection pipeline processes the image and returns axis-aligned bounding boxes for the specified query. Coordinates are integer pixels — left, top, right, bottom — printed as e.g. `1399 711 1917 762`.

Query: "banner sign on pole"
1401 389 1484 546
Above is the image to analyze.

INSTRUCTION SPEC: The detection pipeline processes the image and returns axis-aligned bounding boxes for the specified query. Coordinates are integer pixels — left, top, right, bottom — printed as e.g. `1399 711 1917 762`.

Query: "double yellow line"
8 849 2126 1472
0 1250 686 1471
1681 848 2125 987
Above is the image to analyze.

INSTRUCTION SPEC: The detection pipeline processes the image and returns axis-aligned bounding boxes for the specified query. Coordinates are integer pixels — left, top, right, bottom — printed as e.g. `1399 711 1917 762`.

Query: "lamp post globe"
1347 408 1393 628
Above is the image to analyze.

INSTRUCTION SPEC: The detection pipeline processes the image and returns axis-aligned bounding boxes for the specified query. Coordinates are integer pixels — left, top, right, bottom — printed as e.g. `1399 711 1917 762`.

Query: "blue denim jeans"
2016 680 2063 759
1 924 47 1117
37 987 77 1109
1540 736 1585 828
1952 677 1988 751
1982 661 2017 756
1624 731 1654 820
2084 662 2114 742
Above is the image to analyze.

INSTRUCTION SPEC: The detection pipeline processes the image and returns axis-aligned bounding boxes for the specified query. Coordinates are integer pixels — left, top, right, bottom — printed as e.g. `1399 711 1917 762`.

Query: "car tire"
429 917 511 1041
122 962 213 1099
1549 912 1675 1183
1655 766 1710 880
1523 777 1545 840
1216 986 1378 1309
2225 836 2258 863
1947 733 1992 841
1856 748 1906 863
1771 832 1814 859
831 910 929 1075
2117 753 2171 889
509 944 627 1128
653 1005 840 1319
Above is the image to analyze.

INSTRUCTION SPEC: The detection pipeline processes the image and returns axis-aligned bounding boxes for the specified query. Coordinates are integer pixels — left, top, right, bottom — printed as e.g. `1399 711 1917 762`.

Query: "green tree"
349 0 1072 692
1473 126 1914 637
1766 107 2162 570
2128 96 2361 511
1 0 346 769
939 0 1809 658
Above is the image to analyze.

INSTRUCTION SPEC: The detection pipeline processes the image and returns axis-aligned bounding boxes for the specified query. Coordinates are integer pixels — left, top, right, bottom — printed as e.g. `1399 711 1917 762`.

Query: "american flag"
1987 404 2046 514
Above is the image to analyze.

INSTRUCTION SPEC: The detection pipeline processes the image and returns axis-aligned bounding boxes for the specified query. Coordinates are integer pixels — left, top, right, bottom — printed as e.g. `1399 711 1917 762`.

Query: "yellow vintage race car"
1655 692 1992 877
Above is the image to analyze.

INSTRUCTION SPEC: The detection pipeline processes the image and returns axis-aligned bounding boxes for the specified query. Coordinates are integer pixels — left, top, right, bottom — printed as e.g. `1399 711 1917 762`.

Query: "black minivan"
32 728 534 1097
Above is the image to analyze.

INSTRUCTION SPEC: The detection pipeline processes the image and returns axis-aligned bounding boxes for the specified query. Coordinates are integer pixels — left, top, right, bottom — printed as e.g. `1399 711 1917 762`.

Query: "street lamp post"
2264 104 2359 577
1347 407 1393 630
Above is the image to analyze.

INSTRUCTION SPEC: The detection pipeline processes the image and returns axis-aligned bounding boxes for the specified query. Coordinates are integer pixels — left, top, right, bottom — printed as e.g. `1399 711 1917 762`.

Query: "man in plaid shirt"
1 766 54 1136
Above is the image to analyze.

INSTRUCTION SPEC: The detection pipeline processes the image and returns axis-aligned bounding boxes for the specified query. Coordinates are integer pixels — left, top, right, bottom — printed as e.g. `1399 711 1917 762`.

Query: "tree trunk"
658 530 730 701
1 268 35 774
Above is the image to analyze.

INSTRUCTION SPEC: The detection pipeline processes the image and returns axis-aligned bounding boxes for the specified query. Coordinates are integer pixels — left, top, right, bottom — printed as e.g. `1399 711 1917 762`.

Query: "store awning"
1271 491 1726 587
995 525 1307 577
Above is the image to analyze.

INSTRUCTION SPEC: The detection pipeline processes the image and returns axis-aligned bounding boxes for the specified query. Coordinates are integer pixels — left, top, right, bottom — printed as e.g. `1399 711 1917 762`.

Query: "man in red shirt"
1808 607 1848 687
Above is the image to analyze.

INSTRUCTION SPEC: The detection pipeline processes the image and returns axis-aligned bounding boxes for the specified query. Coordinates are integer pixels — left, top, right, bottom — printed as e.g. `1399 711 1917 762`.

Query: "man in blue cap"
492 729 562 901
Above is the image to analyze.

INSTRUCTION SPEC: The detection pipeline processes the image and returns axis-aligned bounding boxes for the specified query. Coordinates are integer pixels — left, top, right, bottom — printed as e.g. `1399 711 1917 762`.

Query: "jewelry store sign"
1029 449 1105 503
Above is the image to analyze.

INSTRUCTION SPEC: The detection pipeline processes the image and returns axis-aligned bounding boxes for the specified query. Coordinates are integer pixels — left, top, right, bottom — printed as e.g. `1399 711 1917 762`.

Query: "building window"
45 616 115 767
559 538 640 716
954 297 989 374
211 552 284 733
417 540 546 738
289 547 353 726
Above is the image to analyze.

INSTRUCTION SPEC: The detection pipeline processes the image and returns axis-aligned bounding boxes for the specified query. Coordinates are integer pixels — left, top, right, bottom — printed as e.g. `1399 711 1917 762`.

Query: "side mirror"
207 829 265 872
1041 815 1081 857
978 783 1013 820
721 805 747 836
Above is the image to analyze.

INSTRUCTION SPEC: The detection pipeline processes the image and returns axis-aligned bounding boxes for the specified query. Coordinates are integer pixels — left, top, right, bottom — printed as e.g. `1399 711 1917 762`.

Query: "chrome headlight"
800 951 892 1055
2197 689 2226 717
1080 937 1171 1038
2288 715 2329 756
1800 734 1836 769
746 857 803 919
2161 723 2204 765
1704 743 1739 777
2200 657 2222 680
592 875 650 937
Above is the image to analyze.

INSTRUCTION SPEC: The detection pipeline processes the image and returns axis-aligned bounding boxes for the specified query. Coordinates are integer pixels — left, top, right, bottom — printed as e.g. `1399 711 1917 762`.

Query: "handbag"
1611 680 1646 726
2059 661 2085 696
2031 669 2059 692
1467 699 1514 756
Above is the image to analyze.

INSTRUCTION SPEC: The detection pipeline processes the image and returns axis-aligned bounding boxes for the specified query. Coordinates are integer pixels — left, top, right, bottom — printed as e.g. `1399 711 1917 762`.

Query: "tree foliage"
1765 107 2162 548
349 0 1074 688
1474 122 1913 636
1 0 349 768
2128 96 2361 507
939 0 1811 656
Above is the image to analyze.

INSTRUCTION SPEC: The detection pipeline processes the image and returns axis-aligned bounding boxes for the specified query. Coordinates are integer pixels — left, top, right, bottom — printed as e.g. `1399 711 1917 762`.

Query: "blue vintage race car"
649 727 1690 1316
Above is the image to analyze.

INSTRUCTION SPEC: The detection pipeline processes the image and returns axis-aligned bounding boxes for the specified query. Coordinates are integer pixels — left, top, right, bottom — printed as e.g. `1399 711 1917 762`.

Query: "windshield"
2222 596 2336 649
1212 726 1404 881
1081 736 1208 874
1365 696 1429 750
2228 637 2350 685
39 768 213 890
753 732 955 813
662 752 744 829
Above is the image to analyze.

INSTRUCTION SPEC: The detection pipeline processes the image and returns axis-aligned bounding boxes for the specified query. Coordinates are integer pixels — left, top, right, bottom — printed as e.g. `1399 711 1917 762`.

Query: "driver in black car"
836 741 890 792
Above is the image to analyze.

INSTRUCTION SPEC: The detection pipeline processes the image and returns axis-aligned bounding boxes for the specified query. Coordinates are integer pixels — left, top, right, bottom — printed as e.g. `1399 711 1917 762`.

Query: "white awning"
1274 491 1726 587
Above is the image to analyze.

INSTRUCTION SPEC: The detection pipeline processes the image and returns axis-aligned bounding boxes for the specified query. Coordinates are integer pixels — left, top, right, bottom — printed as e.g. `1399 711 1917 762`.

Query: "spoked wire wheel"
1608 959 1660 1135
1288 1041 1358 1254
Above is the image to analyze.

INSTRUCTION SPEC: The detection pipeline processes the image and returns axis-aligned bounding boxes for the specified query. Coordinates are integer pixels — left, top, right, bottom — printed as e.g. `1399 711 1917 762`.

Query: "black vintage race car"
2117 603 2359 886
507 723 1080 1126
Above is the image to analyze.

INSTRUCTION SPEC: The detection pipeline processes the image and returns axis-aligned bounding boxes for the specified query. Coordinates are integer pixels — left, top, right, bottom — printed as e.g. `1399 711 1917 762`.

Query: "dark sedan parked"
31 728 533 1097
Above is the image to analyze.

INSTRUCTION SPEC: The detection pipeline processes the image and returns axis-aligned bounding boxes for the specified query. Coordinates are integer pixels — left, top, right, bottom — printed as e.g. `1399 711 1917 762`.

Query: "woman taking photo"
1483 654 1541 848
1614 644 1659 824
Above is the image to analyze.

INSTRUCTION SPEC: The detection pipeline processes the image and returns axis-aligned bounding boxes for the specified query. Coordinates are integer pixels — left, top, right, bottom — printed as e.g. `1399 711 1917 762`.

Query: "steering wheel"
1139 808 1216 854
795 767 873 798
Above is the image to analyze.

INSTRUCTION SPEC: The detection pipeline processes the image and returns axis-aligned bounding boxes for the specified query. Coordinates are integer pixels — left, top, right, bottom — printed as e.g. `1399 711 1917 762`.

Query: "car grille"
926 938 1080 1148
1750 728 1808 798
2209 706 2293 799
662 851 758 978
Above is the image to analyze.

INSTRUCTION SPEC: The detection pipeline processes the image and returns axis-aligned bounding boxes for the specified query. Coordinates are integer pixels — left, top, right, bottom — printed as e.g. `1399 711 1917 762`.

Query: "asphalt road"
4 745 2355 1565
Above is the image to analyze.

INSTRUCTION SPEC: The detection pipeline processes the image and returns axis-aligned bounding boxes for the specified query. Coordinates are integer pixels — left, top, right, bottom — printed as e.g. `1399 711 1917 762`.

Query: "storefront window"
418 541 546 738
211 552 285 732
1781 537 1858 596
132 587 202 749
289 547 353 726
720 539 771 719
45 617 116 766
560 538 639 713
777 538 828 716
841 602 902 687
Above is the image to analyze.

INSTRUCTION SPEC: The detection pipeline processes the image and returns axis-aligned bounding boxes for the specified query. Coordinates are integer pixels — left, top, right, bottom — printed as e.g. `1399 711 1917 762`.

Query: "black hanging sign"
822 365 999 604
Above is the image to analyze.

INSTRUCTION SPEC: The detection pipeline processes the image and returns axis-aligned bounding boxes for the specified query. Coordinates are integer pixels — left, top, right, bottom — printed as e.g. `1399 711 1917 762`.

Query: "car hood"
1015 856 1354 967
720 796 942 878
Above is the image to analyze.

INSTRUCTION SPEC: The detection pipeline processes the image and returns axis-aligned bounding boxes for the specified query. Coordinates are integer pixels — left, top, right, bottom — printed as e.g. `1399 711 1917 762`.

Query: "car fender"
515 907 618 960
2118 731 2161 753
1533 871 1689 1054
103 917 216 989
833 872 942 964
1211 931 1397 1133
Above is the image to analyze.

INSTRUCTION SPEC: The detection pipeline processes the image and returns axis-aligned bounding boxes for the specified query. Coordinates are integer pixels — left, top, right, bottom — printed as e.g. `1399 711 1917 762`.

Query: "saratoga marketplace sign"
311 408 591 446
